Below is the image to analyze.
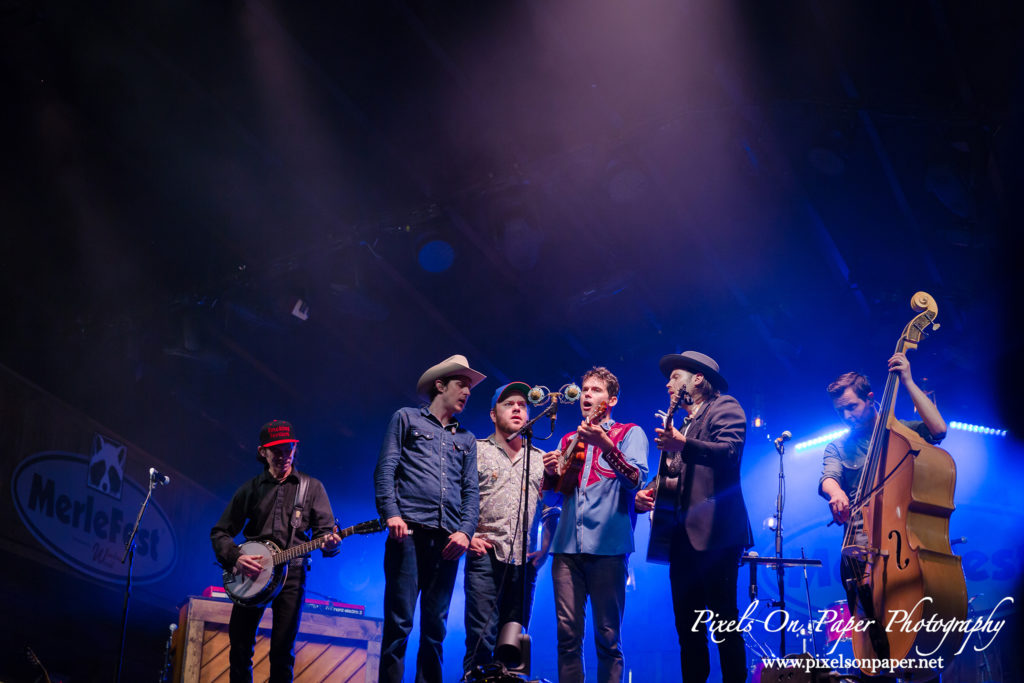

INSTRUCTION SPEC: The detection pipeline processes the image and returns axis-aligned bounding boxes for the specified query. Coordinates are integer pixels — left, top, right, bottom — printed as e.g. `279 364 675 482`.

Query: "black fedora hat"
658 351 728 393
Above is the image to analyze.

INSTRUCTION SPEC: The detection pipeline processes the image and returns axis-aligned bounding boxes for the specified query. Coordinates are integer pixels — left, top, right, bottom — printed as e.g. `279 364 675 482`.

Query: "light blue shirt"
548 422 649 556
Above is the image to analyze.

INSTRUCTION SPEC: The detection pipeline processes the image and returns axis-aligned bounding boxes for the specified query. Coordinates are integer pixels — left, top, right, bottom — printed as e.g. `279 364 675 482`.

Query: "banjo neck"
271 519 383 566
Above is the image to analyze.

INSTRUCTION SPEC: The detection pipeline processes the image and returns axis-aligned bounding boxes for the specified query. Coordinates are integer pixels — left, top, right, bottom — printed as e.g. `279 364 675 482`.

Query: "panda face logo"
88 434 126 500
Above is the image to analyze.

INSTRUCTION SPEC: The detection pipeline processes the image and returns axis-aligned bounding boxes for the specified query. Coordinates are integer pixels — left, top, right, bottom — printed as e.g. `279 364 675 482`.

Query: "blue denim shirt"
374 406 480 537
549 422 649 556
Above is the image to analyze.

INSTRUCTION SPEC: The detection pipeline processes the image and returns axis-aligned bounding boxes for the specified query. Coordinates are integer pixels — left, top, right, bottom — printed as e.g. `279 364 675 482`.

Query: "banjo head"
223 539 283 605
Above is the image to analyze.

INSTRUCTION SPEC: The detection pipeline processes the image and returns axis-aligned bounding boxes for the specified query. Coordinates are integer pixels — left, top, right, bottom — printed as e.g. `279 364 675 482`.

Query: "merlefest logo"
11 434 177 584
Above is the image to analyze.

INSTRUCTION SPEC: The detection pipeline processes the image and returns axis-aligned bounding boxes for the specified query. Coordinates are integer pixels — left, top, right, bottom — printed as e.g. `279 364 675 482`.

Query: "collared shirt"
819 418 942 543
210 468 338 570
549 420 649 556
374 405 479 537
475 434 552 565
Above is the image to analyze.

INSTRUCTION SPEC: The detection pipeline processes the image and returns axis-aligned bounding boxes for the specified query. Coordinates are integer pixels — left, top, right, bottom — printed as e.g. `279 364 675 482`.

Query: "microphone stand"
518 422 534 675
115 474 159 683
508 400 559 675
773 437 787 655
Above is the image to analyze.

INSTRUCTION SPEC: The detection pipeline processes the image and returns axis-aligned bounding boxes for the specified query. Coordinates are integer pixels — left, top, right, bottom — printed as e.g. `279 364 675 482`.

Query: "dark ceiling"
2 0 1021 497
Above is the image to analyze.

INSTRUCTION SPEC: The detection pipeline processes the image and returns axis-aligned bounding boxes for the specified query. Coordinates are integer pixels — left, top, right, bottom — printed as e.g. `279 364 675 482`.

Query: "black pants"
669 530 747 683
228 564 306 683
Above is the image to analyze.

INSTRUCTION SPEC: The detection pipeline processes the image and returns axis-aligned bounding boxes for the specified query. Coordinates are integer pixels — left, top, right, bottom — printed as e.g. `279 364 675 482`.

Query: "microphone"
149 467 171 486
550 395 558 432
774 431 793 447
527 386 547 405
563 383 581 403
747 551 758 601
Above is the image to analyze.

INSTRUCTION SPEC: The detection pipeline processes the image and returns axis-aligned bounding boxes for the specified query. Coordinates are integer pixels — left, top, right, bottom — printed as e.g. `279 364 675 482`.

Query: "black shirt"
210 468 338 570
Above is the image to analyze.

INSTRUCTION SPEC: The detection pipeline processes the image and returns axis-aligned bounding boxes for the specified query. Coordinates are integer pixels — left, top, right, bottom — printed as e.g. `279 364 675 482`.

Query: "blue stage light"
794 420 1008 453
794 429 849 452
949 421 1007 437
418 240 455 272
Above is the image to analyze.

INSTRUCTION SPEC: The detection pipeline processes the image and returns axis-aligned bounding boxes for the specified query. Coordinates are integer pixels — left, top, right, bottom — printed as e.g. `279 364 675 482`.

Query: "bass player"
210 419 341 683
635 351 752 683
542 366 648 683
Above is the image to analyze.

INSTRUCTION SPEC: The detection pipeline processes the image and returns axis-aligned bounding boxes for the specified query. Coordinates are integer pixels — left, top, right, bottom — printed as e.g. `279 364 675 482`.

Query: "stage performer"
374 354 484 683
635 351 753 683
463 382 560 674
210 419 341 683
819 353 947 530
817 355 947 682
543 366 648 683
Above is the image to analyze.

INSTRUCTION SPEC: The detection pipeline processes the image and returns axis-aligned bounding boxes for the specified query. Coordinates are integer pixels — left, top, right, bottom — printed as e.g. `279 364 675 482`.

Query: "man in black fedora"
636 351 753 683
374 354 484 683
211 420 341 683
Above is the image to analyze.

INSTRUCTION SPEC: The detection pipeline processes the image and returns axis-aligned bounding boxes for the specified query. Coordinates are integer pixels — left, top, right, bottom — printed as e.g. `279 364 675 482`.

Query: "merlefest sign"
2 364 181 586
12 435 177 584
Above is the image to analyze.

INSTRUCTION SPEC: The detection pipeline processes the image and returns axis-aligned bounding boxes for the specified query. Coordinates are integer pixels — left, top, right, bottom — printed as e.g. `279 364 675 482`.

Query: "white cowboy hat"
416 354 486 397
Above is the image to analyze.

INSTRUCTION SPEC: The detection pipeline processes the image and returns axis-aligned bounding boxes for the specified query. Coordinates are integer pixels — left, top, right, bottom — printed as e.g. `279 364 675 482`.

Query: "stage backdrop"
0 364 224 682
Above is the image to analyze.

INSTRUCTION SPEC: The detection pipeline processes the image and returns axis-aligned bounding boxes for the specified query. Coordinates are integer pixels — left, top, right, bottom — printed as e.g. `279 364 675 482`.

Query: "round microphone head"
563 383 581 402
781 430 793 440
527 386 546 404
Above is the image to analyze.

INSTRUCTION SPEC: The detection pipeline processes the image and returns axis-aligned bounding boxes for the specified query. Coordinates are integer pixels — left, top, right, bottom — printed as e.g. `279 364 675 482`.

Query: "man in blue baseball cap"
463 382 560 676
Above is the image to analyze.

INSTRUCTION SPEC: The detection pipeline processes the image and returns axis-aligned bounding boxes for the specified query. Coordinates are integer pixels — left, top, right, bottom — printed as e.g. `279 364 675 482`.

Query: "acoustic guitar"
645 390 686 564
223 518 383 607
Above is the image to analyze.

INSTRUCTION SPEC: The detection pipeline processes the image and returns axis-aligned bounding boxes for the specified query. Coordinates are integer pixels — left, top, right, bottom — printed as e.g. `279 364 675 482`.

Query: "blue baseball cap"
490 382 531 410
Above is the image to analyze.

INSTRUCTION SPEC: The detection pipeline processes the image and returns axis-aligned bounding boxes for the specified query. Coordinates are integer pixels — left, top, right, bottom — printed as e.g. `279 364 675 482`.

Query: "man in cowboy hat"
211 420 342 683
635 351 752 683
374 354 485 683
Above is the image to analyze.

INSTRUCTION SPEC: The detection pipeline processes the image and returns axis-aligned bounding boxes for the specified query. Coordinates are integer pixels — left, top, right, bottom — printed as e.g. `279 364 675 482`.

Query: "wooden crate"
173 596 382 682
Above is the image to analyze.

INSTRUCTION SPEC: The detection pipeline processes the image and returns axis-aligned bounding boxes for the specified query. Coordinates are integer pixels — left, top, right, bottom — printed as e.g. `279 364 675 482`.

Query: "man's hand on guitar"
635 487 655 513
468 535 493 557
828 490 851 524
576 420 613 451
386 516 410 542
321 532 342 551
442 531 471 560
543 450 560 475
654 425 685 452
234 554 265 580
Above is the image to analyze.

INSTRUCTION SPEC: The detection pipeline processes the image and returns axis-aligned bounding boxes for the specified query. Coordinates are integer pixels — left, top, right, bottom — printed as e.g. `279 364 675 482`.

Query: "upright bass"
843 291 967 679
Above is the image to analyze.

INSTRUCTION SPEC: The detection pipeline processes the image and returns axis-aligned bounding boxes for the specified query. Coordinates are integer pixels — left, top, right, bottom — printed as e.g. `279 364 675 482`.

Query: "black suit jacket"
673 394 753 551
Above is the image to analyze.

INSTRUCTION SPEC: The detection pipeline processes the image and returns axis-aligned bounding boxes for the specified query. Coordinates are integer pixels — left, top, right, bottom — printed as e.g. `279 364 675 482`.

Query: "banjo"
223 518 384 607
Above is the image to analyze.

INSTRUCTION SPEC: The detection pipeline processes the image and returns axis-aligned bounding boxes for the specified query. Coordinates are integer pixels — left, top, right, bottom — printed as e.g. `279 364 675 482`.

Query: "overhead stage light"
418 239 454 273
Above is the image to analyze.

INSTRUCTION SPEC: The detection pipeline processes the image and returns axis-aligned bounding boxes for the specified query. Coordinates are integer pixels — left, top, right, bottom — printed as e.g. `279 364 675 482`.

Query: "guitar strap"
288 472 310 550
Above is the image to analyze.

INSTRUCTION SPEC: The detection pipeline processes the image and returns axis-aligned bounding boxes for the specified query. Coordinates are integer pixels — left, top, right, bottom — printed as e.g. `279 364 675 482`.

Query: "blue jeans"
378 527 460 683
551 553 627 683
463 549 538 674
